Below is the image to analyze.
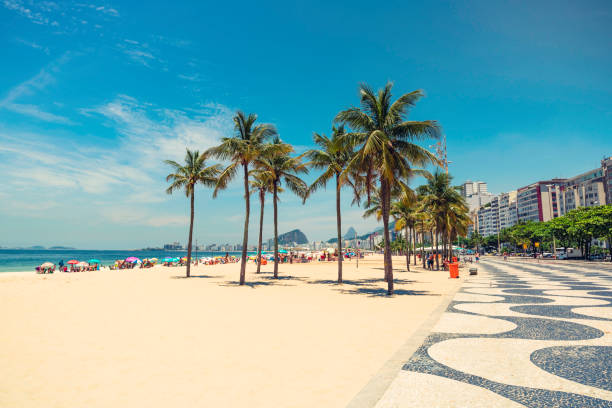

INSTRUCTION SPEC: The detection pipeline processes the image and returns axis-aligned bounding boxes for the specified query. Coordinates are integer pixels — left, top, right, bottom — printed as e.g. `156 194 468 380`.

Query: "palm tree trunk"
435 227 440 270
256 190 265 274
421 224 426 269
186 190 195 278
413 227 417 265
336 174 343 284
273 181 279 279
405 225 410 272
380 178 394 295
240 163 250 285
448 230 453 262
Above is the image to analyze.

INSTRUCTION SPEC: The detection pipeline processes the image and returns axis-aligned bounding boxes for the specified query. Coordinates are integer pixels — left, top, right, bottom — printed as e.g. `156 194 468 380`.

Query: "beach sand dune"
0 255 458 407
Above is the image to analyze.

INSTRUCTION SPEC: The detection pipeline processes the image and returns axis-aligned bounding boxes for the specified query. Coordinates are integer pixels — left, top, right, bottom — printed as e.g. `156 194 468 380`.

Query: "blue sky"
1 0 611 249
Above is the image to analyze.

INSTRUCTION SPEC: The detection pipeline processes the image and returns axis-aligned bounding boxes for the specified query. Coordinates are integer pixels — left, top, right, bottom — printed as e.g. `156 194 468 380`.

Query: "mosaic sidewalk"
375 260 612 407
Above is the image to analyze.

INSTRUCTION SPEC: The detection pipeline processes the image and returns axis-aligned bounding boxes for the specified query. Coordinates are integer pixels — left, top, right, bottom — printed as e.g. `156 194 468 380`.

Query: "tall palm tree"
336 82 440 294
254 139 308 278
392 189 418 272
165 149 221 278
249 171 282 273
305 125 357 283
207 112 277 285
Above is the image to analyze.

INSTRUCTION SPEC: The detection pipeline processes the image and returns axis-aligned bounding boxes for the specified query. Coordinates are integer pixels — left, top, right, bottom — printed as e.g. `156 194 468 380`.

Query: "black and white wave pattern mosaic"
375 260 612 407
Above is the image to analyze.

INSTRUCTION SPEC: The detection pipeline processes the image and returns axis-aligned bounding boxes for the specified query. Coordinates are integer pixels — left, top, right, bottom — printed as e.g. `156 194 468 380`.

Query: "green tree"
165 149 221 278
305 125 357 283
392 189 418 271
249 171 280 273
417 171 466 269
207 111 277 285
335 82 440 294
254 139 308 278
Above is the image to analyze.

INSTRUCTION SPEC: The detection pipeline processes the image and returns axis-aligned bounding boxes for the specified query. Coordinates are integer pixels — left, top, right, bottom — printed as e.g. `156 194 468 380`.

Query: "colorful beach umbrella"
88 259 100 264
278 249 288 254
67 260 79 265
125 257 140 263
40 262 54 268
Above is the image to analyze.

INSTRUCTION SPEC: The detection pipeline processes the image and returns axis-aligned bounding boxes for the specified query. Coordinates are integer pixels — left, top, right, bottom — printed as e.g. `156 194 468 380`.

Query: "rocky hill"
269 229 309 245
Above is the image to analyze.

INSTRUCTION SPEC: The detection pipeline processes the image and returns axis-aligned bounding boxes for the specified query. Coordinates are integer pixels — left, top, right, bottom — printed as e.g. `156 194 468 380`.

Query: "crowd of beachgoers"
34 249 364 274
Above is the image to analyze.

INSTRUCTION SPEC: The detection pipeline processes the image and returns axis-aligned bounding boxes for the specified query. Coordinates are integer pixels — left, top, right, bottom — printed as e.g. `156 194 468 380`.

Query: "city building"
563 167 606 210
498 191 518 230
461 180 488 196
461 180 496 213
163 241 182 250
602 156 612 206
477 197 499 237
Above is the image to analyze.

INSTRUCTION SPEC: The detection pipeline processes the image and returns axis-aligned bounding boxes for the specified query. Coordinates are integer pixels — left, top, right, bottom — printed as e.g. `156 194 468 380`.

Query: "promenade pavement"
372 259 612 407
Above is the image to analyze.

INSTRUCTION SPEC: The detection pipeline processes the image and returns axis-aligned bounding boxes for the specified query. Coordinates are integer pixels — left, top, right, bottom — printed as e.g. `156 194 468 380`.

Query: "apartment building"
477 196 499 237
563 167 606 211
517 179 567 222
603 156 612 206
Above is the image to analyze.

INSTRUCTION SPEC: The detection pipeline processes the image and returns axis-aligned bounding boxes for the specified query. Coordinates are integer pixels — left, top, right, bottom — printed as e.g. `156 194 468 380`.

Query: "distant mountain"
328 221 396 243
27 246 46 250
344 227 357 239
49 246 76 250
268 229 308 245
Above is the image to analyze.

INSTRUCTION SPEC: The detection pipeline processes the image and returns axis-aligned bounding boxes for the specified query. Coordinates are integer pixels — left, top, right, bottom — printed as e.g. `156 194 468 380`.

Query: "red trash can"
449 263 459 278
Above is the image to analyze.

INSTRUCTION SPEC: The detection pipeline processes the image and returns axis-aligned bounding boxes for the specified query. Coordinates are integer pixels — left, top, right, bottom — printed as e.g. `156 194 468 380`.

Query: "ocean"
0 249 254 272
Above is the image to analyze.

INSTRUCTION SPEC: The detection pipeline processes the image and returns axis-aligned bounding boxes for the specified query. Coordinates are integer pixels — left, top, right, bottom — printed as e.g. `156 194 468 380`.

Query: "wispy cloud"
116 41 162 68
0 95 234 227
0 53 74 124
2 0 60 26
178 73 201 82
15 38 50 54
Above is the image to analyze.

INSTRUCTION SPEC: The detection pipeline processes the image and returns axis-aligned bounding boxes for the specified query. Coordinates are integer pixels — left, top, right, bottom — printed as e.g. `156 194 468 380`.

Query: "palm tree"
165 149 221 278
336 82 440 294
249 171 281 273
304 125 357 283
207 112 277 285
392 189 418 271
417 171 467 269
254 139 308 278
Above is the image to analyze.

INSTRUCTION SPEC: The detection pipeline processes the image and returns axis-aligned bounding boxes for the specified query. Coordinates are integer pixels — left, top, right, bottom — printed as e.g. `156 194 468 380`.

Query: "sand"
0 255 459 407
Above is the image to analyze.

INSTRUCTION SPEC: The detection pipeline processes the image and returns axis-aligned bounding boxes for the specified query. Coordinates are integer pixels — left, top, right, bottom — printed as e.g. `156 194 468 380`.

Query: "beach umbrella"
150 258 158 262
88 259 100 264
67 260 79 265
162 257 173 262
125 256 139 263
278 249 288 254
40 262 54 268
76 261 89 267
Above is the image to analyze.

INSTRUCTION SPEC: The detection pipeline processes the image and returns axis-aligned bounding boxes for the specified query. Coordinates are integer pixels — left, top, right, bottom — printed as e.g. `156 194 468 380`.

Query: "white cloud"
15 38 50 54
0 53 74 124
0 95 234 229
2 0 58 25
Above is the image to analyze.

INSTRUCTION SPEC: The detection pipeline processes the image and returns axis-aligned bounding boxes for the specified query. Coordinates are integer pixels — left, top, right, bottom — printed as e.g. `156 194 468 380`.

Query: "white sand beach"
0 255 459 407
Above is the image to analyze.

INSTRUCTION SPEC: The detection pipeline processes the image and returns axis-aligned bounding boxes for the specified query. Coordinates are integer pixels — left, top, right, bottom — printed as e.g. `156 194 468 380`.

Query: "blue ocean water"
0 249 254 272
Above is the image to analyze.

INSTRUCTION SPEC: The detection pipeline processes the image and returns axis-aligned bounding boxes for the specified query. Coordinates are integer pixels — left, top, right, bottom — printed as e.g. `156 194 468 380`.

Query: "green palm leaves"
335 82 440 294
165 149 221 278
207 111 277 285
254 138 308 278
304 125 357 283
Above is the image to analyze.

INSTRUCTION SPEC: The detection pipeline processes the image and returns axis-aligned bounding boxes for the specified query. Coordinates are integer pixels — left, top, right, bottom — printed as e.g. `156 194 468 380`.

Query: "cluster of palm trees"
165 82 468 295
